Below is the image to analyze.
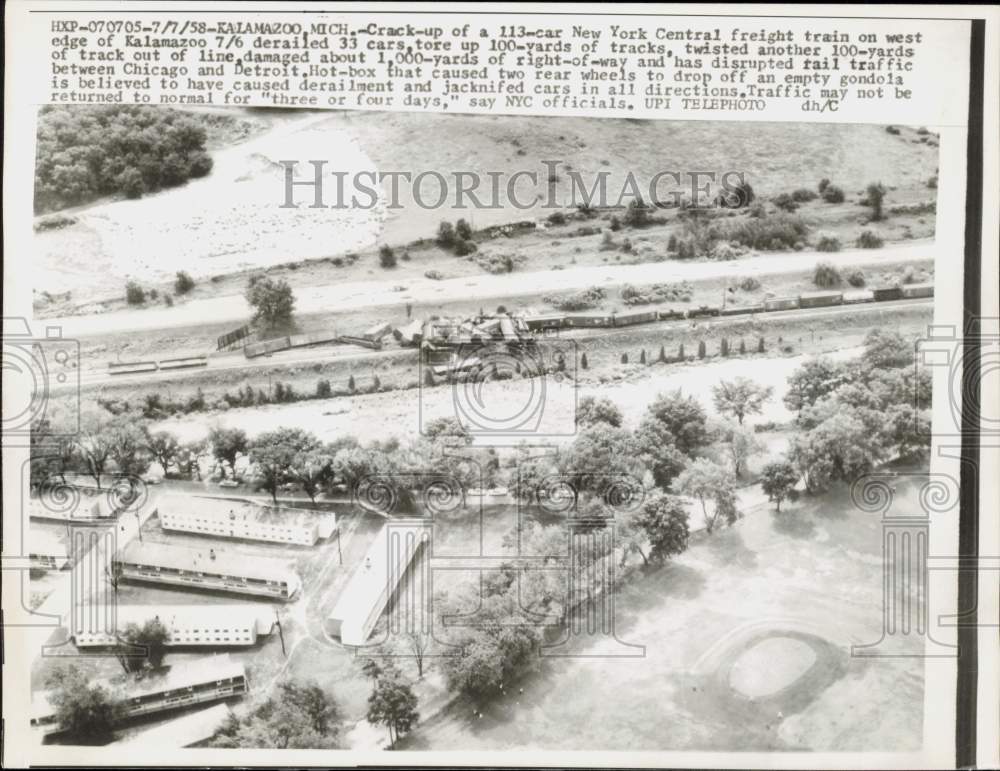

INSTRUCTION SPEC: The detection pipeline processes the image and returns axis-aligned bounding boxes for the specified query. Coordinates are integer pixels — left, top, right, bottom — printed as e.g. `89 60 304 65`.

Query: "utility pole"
274 608 286 657
336 528 343 565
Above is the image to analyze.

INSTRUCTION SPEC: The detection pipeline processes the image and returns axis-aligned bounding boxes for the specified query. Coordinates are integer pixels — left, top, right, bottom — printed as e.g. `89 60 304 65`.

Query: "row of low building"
73 604 275 649
31 655 247 738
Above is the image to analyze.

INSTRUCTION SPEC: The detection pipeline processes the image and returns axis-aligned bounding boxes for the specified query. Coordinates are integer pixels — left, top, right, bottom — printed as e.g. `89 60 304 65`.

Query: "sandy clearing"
47 242 933 339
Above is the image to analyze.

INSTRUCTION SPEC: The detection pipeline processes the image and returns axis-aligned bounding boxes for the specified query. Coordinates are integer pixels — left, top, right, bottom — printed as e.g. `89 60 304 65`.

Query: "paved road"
44 241 933 339
60 297 933 392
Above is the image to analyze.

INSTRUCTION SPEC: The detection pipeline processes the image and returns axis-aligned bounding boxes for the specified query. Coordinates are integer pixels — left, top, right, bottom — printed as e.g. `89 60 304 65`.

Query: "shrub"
658 345 667 363
821 185 845 204
813 261 842 288
865 183 887 221
738 276 761 291
677 343 685 361
164 294 174 307
436 221 456 247
455 218 473 240
758 337 765 353
623 199 652 226
720 338 730 357
174 271 195 294
709 213 808 251
772 193 799 212
547 211 567 226
580 352 588 369
543 286 605 311
125 280 146 305
885 125 901 135
717 179 755 209
916 127 929 135
847 269 866 287
454 238 477 257
640 349 647 365
857 230 884 249
667 233 678 251
609 215 622 232
379 244 397 268
739 339 747 354
348 375 356 392
476 252 523 274
815 235 842 252
424 269 444 280
246 276 295 327
818 178 831 193
316 379 332 398
372 375 381 391
698 340 707 359
927 175 938 189
791 188 819 203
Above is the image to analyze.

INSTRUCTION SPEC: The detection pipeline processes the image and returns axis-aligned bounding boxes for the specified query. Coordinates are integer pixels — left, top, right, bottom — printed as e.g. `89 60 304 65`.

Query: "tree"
784 357 845 417
248 428 321 504
439 580 542 701
645 390 708 455
367 667 419 746
557 424 648 499
619 495 689 566
576 395 624 428
44 664 124 744
760 460 799 512
106 413 152 477
146 430 181 475
406 631 430 678
633 417 686 489
213 679 340 749
674 458 738 534
712 377 774 425
119 617 170 672
245 276 295 328
860 328 913 371
723 422 765 477
174 271 195 294
288 444 333 503
623 198 651 226
788 407 887 493
177 438 208 480
455 218 473 240
208 426 248 480
422 417 473 444
866 182 886 221
75 408 115 488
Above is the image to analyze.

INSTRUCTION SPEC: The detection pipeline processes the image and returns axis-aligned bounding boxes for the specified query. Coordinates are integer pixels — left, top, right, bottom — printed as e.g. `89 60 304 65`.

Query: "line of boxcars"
523 283 933 332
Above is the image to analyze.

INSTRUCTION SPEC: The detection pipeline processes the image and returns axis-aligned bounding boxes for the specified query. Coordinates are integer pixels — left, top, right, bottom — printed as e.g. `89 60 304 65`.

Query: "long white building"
114 541 300 600
156 494 336 546
326 519 430 646
73 604 275 648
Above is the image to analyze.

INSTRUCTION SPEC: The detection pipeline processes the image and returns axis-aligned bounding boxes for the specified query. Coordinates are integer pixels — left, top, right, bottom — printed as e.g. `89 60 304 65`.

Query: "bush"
758 337 765 353
348 375 356 392
621 353 629 364
709 213 808 251
815 235 842 252
424 269 444 280
543 286 605 311
640 349 647 365
379 244 397 268
818 178 831 193
455 218 473 240
720 338 730 357
609 215 622 232
717 179 755 209
813 261 842 288
316 379 332 398
698 340 707 359
580 352 588 369
476 252 522 274
791 188 819 203
547 211 567 226
927 175 938 189
623 199 652 226
738 276 761 291
454 238 477 257
174 271 195 294
436 221 456 247
821 185 845 204
847 269 866 287
856 230 884 249
865 183 887 221
125 280 146 305
246 276 295 327
772 193 799 212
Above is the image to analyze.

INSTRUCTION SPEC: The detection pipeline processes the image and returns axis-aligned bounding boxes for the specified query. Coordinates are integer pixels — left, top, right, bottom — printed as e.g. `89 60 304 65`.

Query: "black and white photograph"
2 3 997 769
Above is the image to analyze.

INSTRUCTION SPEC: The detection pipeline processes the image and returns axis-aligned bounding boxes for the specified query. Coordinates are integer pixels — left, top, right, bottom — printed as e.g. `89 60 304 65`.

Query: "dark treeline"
34 105 214 213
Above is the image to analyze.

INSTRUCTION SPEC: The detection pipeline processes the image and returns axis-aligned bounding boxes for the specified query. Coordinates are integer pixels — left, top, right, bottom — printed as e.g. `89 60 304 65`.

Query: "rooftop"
157 494 335 531
113 702 231 747
116 540 296 584
93 604 274 631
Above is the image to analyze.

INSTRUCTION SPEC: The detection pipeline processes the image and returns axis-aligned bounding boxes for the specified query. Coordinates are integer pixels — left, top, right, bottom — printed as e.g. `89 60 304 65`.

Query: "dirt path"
45 241 932 339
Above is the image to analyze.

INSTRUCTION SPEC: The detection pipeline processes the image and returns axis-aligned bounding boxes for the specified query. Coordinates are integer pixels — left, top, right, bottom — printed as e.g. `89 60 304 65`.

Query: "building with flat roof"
31 655 246 737
73 604 275 648
326 519 430 646
29 529 70 570
156 494 336 546
114 541 300 600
